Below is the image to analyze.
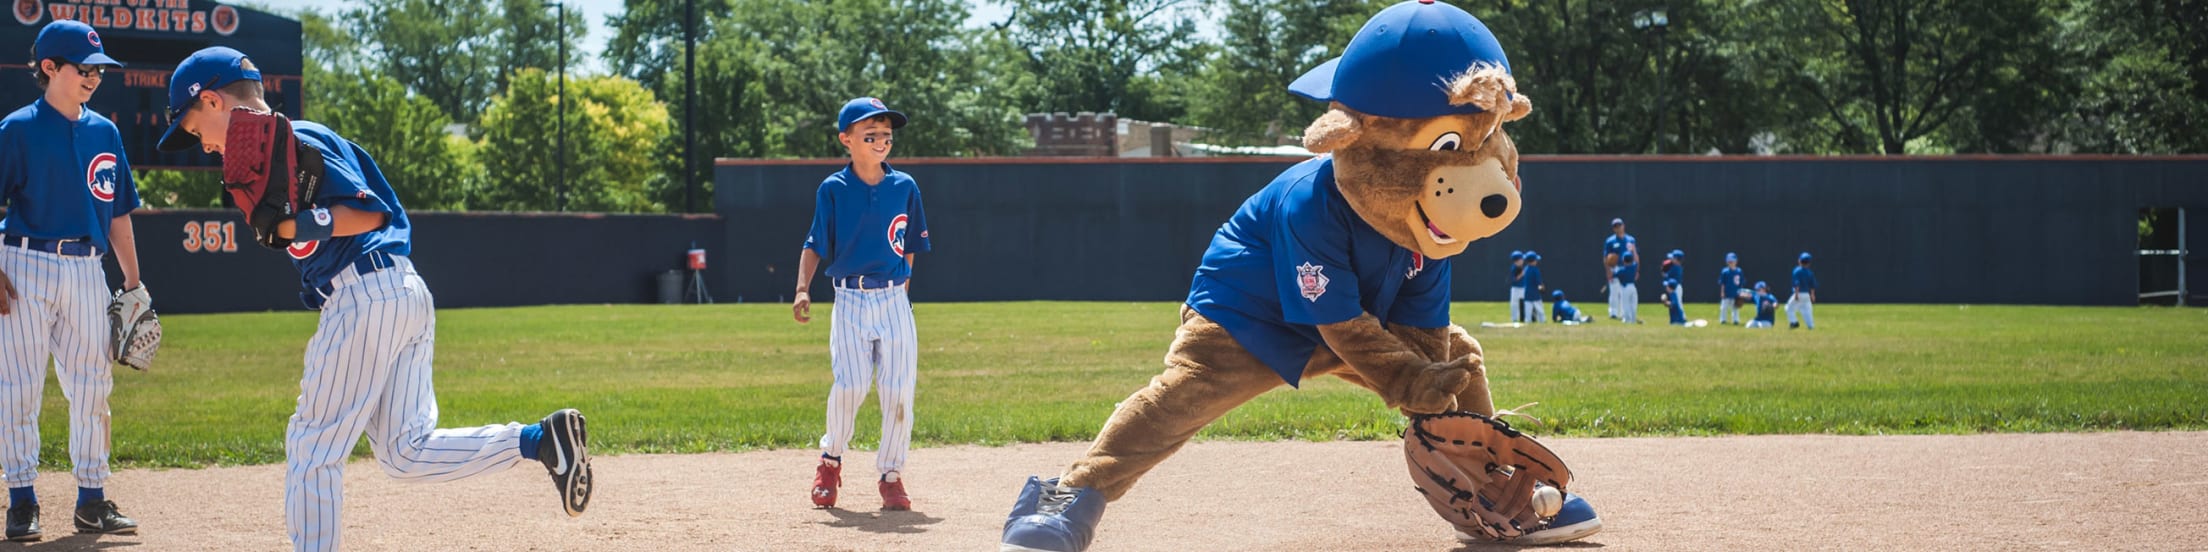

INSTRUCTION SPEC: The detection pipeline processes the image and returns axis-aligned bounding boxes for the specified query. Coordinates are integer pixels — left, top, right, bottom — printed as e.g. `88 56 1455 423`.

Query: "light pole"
1633 8 1670 154
684 0 697 214
544 1 568 211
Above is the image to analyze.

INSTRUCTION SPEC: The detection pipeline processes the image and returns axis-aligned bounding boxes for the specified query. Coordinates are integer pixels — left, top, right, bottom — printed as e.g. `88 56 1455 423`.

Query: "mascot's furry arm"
1316 316 1475 414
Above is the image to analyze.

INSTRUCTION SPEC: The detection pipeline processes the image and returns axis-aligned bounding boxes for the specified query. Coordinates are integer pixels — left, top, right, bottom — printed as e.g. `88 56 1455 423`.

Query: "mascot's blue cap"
1288 0 1511 119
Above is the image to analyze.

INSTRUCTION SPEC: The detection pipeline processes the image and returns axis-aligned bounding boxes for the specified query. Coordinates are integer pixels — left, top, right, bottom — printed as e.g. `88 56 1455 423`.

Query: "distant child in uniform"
1550 290 1591 324
1613 252 1640 323
161 47 594 551
1661 277 1687 326
1662 249 1684 306
1748 281 1778 328
1520 251 1545 323
792 97 930 512
1507 251 1525 322
0 20 143 539
1718 252 1744 325
1788 252 1817 329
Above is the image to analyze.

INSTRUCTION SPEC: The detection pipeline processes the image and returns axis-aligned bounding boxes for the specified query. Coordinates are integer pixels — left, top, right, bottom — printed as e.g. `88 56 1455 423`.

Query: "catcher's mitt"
107 284 160 371
221 109 324 249
1405 409 1572 541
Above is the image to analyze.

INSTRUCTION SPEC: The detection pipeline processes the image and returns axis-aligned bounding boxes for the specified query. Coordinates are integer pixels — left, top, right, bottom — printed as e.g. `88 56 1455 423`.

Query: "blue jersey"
1792 266 1817 294
287 122 411 293
1187 156 1451 385
804 162 931 281
1603 234 1635 263
1521 265 1543 292
0 99 140 249
1663 261 1683 287
1720 267 1744 297
1613 261 1638 286
1508 263 1523 288
1552 300 1579 322
1754 291 1778 322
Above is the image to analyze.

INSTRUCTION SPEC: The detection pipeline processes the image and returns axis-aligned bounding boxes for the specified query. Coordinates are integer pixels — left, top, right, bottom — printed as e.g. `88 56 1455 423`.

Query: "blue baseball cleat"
1000 476 1105 552
1458 491 1603 545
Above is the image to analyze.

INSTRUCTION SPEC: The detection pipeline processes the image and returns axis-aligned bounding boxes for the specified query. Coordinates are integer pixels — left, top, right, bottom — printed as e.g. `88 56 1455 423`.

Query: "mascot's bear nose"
1480 194 1509 218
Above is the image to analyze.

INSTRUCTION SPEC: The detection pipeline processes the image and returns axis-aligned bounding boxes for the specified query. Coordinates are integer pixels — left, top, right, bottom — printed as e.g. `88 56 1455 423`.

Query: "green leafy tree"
348 0 584 123
131 170 223 209
476 70 674 213
1186 0 1381 146
307 65 480 210
993 0 1206 120
2045 0 2208 153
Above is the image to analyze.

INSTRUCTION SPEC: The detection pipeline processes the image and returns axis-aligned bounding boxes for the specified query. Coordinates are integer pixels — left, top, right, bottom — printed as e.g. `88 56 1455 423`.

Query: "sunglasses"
62 63 104 79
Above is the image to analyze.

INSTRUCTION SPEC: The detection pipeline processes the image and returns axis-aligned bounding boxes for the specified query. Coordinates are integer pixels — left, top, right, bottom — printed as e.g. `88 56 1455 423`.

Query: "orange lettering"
135 8 154 30
47 4 72 21
93 6 110 27
189 10 202 33
112 7 130 27
169 10 186 31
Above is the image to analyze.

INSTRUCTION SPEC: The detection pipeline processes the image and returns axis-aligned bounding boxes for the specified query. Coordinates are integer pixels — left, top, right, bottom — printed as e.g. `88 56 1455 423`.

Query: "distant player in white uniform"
1717 252 1744 325
794 97 931 511
1506 251 1525 322
1601 218 1636 318
0 20 142 540
158 48 592 551
1788 252 1817 329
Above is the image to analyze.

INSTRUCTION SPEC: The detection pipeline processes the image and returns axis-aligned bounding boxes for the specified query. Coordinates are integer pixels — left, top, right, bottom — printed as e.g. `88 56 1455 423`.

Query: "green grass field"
29 302 2208 469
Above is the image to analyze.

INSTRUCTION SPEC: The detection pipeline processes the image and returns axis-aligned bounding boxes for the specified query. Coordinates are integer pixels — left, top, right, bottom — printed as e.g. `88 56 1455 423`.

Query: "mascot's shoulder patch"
1296 262 1330 301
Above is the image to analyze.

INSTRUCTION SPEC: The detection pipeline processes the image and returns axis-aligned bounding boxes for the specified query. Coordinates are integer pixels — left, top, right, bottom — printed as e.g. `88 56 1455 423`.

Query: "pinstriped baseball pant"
0 245 114 490
820 284 917 476
286 257 528 551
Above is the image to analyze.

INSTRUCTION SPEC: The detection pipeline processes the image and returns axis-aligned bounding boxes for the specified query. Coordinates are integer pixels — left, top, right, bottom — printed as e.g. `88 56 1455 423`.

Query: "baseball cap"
1509 250 1524 260
1287 0 1511 119
1725 252 1738 262
1755 281 1768 290
1550 290 1564 301
1668 249 1684 259
33 20 121 68
837 97 907 133
1799 252 1814 262
1524 251 1541 261
157 47 262 152
1610 218 1625 227
1620 252 1635 262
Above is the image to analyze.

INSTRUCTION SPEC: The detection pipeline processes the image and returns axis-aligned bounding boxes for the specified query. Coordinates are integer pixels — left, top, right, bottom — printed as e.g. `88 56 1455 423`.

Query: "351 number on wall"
182 221 237 253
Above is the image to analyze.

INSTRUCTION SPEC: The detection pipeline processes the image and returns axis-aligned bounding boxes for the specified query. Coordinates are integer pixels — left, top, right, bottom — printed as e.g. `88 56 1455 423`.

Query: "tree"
1727 0 2063 154
347 0 583 123
307 65 481 210
992 0 1206 120
2043 0 2208 153
1186 0 1381 146
476 70 674 213
131 170 223 209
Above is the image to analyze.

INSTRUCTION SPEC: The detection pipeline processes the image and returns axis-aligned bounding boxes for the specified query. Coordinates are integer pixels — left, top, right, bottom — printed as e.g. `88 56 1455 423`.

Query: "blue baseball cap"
1611 218 1625 227
33 20 121 68
1799 252 1813 263
1621 252 1635 262
1668 249 1684 259
1725 252 1738 262
1524 251 1541 261
1288 0 1511 119
156 47 263 152
837 97 907 133
1550 290 1564 301
1754 281 1769 290
1509 250 1524 260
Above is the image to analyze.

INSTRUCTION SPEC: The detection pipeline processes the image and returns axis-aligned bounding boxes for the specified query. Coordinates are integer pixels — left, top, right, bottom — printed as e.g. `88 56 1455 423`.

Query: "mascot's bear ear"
1447 64 1533 126
1302 103 1365 154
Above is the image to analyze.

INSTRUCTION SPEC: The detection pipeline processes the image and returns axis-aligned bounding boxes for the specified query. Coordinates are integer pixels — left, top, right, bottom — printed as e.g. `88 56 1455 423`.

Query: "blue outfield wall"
717 156 2208 307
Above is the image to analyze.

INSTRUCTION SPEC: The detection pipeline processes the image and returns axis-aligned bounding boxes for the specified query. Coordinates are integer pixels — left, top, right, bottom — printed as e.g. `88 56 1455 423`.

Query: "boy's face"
43 60 104 105
838 117 896 165
1728 260 1738 268
176 91 239 155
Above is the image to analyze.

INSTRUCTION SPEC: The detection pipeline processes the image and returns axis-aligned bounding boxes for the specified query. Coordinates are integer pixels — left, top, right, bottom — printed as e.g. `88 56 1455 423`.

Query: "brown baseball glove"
221 109 323 249
1404 409 1573 541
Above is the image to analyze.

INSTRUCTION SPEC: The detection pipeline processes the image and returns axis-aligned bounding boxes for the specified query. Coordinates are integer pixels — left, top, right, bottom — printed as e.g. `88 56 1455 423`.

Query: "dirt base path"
19 432 2206 551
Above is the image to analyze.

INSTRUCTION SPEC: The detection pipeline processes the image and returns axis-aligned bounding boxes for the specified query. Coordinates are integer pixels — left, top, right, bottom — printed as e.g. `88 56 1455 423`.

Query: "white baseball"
1531 485 1564 518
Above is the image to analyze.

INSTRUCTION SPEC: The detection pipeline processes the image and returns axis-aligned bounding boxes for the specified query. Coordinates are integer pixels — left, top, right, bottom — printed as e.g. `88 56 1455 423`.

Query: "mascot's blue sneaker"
1460 491 1602 545
1000 476 1105 552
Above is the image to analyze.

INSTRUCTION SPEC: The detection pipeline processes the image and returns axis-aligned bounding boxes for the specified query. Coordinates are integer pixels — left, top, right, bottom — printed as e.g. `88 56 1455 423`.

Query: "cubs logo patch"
869 98 886 109
1297 262 1330 302
311 208 333 226
286 240 320 260
85 29 99 47
85 152 118 202
1406 252 1426 279
887 213 910 256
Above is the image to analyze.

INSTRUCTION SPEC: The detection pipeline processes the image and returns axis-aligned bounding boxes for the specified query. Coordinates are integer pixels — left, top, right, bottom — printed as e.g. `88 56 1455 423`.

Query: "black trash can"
657 270 683 304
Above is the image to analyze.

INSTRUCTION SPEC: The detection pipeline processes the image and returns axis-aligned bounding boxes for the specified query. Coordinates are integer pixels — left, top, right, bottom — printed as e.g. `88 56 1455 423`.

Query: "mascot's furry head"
1290 0 1533 260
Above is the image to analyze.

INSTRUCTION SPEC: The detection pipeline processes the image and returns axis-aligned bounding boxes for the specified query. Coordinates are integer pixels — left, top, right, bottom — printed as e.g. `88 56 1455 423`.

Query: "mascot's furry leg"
1063 307 1286 500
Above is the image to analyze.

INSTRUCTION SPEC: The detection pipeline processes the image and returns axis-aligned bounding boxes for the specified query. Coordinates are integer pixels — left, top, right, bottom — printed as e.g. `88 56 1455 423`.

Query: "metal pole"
1651 27 1667 154
684 0 697 213
2182 208 2189 307
556 2 568 212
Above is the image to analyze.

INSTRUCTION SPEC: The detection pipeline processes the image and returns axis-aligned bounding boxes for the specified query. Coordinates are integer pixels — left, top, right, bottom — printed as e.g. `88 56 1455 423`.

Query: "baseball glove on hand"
1405 408 1573 541
221 109 324 249
107 284 160 371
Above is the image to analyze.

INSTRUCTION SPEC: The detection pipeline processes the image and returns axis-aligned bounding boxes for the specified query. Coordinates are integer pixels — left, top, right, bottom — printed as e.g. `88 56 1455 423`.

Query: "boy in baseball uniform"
1612 252 1641 323
1520 251 1545 323
160 47 593 551
1788 252 1817 329
0 20 144 539
793 97 930 511
1717 252 1744 325
1748 282 1779 329
1506 251 1524 322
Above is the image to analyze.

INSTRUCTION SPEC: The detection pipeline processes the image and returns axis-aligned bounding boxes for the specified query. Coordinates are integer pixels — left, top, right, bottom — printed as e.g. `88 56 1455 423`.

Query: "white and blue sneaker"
1458 491 1603 545
1000 477 1105 552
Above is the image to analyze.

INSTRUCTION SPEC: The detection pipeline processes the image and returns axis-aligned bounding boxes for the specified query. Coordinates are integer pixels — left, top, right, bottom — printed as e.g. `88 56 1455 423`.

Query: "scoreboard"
1 0 301 169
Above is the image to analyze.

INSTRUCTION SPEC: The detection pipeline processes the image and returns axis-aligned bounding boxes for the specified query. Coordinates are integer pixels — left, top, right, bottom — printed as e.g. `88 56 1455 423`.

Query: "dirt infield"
18 431 2206 551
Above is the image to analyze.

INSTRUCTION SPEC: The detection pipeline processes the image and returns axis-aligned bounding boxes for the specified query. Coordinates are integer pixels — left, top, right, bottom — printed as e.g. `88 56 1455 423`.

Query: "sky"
246 0 1019 74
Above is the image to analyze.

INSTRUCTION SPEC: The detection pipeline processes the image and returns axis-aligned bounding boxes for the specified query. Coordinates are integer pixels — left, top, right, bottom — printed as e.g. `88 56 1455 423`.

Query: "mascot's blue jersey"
1186 156 1452 385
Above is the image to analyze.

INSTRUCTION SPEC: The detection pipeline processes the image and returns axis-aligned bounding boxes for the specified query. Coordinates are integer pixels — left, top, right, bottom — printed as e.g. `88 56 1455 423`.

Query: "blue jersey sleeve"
0 127 19 210
1274 196 1361 326
303 138 387 215
903 182 930 254
803 181 832 256
1391 258 1451 328
111 150 139 216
